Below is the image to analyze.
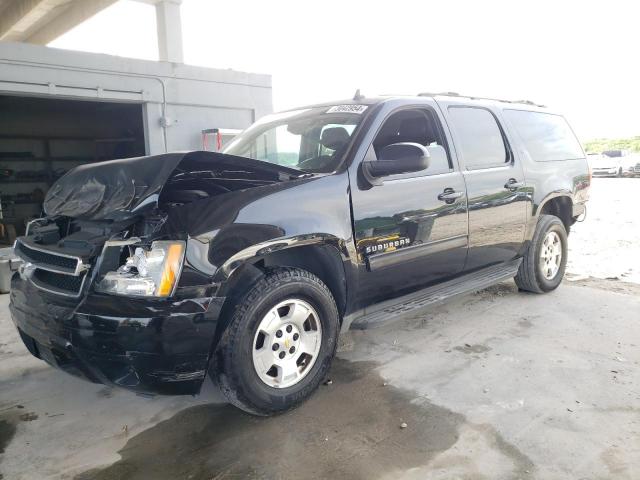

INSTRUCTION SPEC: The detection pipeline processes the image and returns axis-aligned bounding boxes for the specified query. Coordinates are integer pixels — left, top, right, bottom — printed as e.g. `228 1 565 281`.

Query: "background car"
621 154 640 177
588 152 625 177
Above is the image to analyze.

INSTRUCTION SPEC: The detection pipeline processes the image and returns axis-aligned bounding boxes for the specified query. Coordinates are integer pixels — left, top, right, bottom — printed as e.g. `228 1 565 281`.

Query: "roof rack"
417 92 545 108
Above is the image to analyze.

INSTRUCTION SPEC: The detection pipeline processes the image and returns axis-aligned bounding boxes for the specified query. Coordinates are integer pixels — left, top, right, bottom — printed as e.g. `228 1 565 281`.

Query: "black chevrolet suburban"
10 94 590 415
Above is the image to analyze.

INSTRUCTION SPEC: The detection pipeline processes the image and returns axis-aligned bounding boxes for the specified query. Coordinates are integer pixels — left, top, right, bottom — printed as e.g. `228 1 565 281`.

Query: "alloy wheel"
540 231 562 280
252 298 322 388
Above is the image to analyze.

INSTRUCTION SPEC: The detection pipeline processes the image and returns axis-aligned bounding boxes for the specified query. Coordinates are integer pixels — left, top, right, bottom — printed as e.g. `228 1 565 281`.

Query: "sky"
49 0 640 141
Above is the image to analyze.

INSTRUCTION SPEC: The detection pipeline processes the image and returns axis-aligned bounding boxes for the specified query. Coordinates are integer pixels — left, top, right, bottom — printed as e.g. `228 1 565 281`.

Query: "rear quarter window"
504 110 584 162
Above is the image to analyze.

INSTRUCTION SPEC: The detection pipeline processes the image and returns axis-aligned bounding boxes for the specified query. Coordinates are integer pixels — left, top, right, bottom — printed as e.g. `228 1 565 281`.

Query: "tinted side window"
371 108 452 176
448 107 508 169
503 110 584 162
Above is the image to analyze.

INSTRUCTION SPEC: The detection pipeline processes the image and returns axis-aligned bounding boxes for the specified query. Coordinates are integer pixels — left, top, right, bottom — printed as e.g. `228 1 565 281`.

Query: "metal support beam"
0 0 49 40
0 0 185 63
25 0 118 44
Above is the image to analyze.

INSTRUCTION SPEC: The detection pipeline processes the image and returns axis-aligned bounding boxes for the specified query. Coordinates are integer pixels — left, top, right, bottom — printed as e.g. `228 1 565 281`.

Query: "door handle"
504 178 524 191
438 188 464 202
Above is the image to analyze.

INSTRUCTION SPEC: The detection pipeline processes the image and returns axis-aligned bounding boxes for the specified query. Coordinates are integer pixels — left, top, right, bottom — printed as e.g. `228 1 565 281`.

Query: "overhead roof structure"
0 0 183 62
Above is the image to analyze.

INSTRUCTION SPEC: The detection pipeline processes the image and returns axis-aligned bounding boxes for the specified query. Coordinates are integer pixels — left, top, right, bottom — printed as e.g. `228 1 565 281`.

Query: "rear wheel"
213 267 339 415
515 215 568 293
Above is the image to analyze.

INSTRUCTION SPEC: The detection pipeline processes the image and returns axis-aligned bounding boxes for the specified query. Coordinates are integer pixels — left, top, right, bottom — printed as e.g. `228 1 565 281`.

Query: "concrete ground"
1 178 639 480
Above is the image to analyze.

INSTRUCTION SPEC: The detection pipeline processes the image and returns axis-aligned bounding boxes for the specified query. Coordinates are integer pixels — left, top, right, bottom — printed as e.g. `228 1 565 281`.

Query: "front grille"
15 239 81 274
32 269 87 297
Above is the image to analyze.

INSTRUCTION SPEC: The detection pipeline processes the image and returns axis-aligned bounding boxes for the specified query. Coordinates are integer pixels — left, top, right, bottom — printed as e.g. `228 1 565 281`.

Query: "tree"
584 137 640 153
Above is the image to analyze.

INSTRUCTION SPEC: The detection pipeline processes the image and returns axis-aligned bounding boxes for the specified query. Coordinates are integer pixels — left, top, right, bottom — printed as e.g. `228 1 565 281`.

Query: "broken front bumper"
10 274 224 395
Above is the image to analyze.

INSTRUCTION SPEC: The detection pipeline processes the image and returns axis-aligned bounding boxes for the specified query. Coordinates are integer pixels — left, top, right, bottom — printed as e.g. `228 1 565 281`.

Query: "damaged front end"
10 151 305 395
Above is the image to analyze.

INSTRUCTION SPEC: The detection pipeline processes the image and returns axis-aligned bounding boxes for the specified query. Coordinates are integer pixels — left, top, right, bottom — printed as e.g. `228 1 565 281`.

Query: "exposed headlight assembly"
97 240 185 297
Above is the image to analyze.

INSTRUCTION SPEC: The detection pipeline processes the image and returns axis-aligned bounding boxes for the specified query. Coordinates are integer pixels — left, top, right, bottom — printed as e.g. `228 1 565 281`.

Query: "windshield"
223 106 366 173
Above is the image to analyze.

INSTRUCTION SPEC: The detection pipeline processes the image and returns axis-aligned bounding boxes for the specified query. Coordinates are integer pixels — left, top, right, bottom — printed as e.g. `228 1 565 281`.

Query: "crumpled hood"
44 151 303 221
44 153 185 220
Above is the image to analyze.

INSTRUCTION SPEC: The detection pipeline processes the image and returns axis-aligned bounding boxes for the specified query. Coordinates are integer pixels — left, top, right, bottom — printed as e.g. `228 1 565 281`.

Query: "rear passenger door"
440 102 527 270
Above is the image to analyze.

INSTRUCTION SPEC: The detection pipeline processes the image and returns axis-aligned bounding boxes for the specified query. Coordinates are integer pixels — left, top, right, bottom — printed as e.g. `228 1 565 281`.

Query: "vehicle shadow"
76 359 463 480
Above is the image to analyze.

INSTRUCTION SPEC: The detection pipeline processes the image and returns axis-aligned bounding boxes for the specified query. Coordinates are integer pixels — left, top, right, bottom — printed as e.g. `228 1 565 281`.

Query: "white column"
155 0 184 63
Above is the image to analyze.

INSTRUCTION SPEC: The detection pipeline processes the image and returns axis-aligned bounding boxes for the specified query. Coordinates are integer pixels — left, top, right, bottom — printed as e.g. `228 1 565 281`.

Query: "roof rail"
417 92 545 108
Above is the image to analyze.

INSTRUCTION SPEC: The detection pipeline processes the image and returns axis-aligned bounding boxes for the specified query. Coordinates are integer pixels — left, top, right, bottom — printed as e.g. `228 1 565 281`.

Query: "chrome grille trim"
30 270 88 298
14 239 89 276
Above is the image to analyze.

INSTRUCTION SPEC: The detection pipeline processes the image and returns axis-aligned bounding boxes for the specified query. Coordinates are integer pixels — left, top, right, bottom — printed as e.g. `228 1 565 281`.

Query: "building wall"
0 42 273 154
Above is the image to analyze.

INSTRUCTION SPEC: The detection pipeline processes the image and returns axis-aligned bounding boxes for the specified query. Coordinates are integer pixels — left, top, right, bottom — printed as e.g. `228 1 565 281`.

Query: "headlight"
96 240 185 297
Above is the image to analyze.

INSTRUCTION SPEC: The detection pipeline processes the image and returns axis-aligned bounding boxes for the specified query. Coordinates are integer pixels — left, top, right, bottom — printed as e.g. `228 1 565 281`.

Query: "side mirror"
363 142 430 178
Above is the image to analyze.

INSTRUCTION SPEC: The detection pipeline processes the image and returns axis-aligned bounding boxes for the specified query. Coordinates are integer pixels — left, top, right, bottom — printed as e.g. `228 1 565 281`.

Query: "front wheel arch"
256 243 348 318
212 267 339 415
204 243 347 386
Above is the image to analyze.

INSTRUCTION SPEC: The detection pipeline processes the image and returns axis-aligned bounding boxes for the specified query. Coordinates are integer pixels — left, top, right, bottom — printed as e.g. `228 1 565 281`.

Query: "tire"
515 215 568 294
213 267 339 416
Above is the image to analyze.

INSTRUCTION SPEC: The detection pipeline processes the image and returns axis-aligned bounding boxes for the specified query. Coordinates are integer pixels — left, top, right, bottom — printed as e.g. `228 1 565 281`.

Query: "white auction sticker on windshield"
326 105 368 114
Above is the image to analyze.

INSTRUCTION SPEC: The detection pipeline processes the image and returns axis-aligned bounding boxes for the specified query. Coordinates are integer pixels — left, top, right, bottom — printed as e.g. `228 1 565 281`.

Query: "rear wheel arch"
539 195 573 233
515 214 568 293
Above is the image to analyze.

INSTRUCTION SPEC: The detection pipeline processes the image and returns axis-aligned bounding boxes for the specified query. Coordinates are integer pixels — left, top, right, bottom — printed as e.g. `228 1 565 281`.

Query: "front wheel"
213 267 339 415
515 215 568 293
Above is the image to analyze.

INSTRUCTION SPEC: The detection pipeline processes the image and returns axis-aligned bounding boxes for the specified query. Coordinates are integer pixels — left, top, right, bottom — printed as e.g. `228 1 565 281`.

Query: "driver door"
350 105 469 307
